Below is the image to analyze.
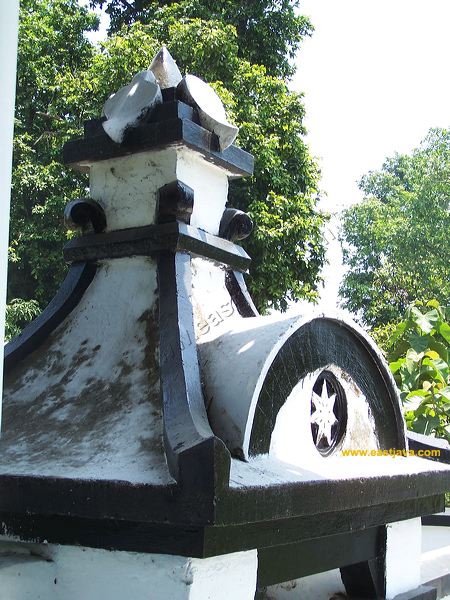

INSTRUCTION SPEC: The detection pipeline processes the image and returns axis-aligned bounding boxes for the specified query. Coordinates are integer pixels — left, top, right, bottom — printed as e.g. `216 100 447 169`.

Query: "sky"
84 0 450 309
294 0 450 212
292 0 450 307
291 0 450 306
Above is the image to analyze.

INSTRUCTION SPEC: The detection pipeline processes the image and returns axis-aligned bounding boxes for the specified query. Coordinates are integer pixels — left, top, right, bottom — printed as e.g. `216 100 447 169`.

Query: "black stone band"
64 106 254 178
63 222 251 272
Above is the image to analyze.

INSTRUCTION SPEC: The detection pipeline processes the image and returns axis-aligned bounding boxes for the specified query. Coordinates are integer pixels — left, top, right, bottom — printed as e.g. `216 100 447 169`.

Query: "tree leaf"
412 414 440 436
439 322 450 344
410 307 439 334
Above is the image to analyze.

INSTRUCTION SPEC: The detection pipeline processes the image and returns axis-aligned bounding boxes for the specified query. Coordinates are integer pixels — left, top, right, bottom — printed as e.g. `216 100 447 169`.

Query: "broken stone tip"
149 46 183 90
102 69 162 144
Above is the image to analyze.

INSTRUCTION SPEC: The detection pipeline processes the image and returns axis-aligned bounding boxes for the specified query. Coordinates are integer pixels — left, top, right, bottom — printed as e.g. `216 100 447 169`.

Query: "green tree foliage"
6 0 98 338
339 128 450 328
386 300 450 443
5 299 40 342
90 0 312 78
7 0 325 337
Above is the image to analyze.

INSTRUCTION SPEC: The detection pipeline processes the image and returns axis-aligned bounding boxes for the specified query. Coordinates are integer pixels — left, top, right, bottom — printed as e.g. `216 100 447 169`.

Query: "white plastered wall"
385 518 422 598
0 1 20 429
0 543 258 600
88 146 229 234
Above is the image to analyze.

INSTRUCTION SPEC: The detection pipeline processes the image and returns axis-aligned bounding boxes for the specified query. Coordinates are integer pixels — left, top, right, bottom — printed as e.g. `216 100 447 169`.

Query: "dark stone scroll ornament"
64 197 107 233
219 208 253 242
219 207 259 317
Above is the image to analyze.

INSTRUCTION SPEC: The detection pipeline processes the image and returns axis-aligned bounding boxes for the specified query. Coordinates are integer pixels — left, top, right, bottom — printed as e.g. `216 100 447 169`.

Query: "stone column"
385 518 422 598
0 1 20 425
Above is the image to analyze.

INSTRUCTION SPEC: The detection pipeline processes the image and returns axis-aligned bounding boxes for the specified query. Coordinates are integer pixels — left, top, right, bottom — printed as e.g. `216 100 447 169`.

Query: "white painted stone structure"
0 1 20 421
1 48 450 599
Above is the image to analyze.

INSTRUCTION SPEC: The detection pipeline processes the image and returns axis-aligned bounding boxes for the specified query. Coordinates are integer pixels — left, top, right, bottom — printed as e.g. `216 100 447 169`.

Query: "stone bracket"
64 197 107 234
157 180 194 225
158 250 231 488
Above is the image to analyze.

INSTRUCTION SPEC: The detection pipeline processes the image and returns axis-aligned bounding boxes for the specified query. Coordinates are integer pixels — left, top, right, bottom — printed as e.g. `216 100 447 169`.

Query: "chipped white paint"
89 146 229 234
102 69 162 143
0 542 257 600
1 257 172 485
385 518 422 598
0 552 56 599
178 74 239 150
0 0 20 428
150 47 182 89
89 147 178 231
198 308 396 460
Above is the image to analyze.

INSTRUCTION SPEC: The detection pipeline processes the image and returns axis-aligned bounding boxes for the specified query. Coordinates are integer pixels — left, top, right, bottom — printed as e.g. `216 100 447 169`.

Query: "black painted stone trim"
216 481 446 528
248 317 406 457
63 222 251 272
408 431 450 464
258 526 383 587
64 111 254 178
4 262 96 371
0 494 441 560
0 511 206 558
83 101 197 138
225 271 259 317
157 250 231 490
422 508 450 526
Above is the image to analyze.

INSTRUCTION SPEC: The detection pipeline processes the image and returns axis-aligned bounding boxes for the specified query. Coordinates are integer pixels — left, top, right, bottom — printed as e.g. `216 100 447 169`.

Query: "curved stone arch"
200 311 406 461
248 316 406 458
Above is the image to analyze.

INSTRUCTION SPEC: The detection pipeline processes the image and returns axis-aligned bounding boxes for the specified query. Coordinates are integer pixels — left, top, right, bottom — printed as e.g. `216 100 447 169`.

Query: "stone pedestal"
0 542 257 600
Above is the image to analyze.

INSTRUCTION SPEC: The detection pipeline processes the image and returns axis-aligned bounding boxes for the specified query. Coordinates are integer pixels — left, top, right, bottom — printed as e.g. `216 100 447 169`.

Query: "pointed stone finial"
177 74 239 151
102 70 162 144
149 47 183 89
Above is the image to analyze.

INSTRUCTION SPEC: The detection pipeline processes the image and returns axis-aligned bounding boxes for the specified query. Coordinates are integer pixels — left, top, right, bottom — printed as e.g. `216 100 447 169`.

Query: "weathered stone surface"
177 74 238 150
150 46 182 89
102 70 162 143
1 257 170 485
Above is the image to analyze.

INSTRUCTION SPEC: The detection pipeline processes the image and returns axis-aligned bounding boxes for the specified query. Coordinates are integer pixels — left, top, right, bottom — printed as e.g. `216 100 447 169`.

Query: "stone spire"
100 47 239 151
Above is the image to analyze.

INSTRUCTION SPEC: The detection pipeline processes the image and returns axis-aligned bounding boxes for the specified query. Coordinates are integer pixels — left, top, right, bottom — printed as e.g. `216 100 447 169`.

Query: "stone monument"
1 49 449 599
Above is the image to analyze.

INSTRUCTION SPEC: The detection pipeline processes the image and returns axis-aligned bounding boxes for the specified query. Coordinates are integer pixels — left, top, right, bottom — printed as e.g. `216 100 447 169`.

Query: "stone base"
0 542 257 600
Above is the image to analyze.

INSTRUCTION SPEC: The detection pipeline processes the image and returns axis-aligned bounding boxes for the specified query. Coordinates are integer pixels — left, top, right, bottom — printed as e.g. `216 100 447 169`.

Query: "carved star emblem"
310 380 338 446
